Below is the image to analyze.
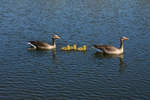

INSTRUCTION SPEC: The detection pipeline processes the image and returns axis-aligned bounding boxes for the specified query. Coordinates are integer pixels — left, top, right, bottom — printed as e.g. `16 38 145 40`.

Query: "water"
0 0 150 99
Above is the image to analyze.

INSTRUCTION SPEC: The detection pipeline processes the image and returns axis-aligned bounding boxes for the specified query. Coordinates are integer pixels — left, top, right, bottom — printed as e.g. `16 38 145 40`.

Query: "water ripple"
0 0 150 99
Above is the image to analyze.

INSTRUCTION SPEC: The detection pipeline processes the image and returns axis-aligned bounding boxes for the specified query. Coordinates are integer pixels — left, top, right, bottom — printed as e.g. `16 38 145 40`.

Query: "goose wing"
94 45 118 51
29 41 50 47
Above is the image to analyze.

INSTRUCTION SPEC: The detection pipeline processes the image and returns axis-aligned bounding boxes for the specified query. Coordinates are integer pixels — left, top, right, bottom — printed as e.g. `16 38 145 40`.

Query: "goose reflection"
50 49 61 70
28 48 59 65
94 52 127 73
51 49 56 59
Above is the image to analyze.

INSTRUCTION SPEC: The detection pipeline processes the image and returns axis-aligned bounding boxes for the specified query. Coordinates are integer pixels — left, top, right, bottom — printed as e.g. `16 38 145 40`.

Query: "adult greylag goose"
28 34 60 50
93 36 128 55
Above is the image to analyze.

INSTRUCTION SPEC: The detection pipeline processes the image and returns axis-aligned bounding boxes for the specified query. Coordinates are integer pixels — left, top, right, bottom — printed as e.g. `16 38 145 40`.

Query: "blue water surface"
0 0 150 100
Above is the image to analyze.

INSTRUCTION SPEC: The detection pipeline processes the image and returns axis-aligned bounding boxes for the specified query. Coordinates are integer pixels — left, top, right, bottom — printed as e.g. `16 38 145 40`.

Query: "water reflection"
51 49 60 68
28 48 57 60
28 48 59 73
94 52 128 73
119 56 128 74
28 47 36 51
51 49 56 59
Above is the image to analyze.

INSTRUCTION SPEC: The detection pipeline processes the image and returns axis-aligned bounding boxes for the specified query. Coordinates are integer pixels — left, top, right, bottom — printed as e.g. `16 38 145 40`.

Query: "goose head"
52 34 60 40
121 36 128 41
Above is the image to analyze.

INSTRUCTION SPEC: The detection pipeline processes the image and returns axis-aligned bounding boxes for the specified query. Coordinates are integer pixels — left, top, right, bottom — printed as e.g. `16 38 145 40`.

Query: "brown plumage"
28 41 50 47
93 36 128 55
94 45 118 52
28 34 60 50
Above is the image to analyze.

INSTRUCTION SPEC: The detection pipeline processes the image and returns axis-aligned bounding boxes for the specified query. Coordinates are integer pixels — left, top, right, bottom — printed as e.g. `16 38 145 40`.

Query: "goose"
93 36 128 55
28 34 60 50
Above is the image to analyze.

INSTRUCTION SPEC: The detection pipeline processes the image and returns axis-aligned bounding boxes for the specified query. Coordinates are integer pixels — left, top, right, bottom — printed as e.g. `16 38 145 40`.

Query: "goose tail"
92 45 103 52
28 41 37 49
93 45 98 48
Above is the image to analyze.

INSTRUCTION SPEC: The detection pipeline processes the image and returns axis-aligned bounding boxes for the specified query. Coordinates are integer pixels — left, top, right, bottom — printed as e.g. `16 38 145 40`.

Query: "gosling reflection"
94 52 127 73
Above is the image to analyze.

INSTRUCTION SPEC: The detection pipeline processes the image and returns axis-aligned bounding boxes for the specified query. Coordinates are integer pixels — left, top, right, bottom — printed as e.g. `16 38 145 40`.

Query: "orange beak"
122 36 128 40
124 37 128 40
53 35 60 39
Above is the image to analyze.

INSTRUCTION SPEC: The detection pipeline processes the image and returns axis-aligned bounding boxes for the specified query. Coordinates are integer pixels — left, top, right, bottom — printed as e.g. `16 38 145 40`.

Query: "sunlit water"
0 0 150 99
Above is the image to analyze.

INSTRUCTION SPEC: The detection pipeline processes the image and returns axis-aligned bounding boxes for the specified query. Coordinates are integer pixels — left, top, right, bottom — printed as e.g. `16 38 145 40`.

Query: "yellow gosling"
77 45 87 51
83 45 87 51
61 44 87 51
64 48 68 51
61 47 66 50
73 44 77 50
70 46 73 49
77 47 82 51
66 45 71 50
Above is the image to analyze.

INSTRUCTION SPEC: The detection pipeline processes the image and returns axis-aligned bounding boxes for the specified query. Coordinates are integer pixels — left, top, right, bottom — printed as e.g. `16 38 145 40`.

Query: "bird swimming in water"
28 34 60 50
93 36 128 55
